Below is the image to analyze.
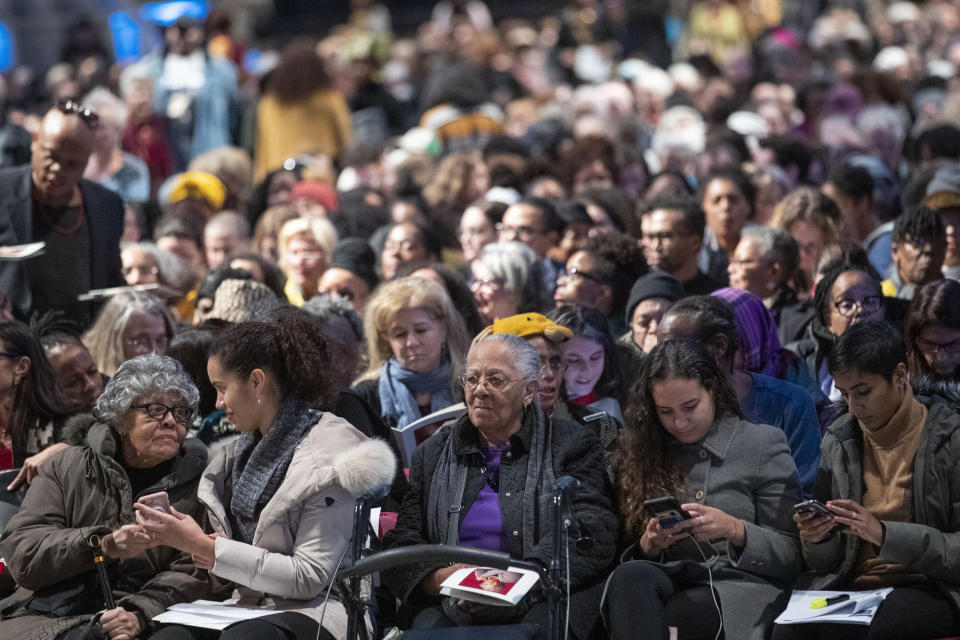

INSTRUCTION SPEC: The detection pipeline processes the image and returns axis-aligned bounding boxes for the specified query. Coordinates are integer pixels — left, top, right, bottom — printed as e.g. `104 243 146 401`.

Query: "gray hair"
477 242 544 312
94 354 199 429
205 210 251 241
469 333 541 384
82 86 128 129
739 225 799 286
83 290 176 377
302 294 363 344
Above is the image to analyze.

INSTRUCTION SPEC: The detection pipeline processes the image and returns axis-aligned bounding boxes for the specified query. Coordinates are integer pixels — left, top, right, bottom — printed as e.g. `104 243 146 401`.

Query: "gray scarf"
230 398 319 544
428 402 555 557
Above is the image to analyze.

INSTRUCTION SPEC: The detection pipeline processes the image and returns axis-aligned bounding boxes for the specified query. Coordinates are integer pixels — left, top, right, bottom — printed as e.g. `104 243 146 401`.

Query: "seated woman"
277 216 339 306
353 277 471 430
382 334 617 638
470 241 545 324
84 290 176 377
548 304 625 421
606 339 802 640
905 278 960 383
774 321 960 639
32 312 105 414
726 225 801 335
138 310 397 640
0 354 211 638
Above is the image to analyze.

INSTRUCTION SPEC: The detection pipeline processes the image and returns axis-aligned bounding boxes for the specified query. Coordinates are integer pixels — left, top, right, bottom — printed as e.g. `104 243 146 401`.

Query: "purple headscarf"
711 287 783 378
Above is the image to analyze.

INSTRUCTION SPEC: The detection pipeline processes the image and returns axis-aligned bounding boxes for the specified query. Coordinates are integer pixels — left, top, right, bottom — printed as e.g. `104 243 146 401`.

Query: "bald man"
0 102 124 327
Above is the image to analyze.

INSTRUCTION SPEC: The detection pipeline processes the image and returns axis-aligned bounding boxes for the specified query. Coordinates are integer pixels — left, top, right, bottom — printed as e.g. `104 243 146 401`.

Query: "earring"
257 393 262 406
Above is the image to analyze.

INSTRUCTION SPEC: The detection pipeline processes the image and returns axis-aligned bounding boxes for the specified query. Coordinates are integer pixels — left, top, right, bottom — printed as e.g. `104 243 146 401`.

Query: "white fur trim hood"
333 437 397 496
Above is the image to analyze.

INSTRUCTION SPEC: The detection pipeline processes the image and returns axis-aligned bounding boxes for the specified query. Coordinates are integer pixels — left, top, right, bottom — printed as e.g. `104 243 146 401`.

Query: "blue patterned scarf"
378 358 454 429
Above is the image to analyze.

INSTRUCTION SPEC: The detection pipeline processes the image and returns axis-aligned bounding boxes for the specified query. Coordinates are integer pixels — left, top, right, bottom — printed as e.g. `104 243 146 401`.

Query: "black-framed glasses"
56 99 99 129
133 403 192 425
459 373 518 392
560 266 605 284
915 336 960 357
833 295 882 317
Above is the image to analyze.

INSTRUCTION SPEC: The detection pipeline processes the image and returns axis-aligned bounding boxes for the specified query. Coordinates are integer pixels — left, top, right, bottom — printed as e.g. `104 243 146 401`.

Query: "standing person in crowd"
905 279 960 383
458 199 506 264
253 39 352 181
119 63 175 198
883 207 947 300
382 334 616 638
277 216 338 306
0 100 124 327
470 241 545 324
81 87 151 204
770 188 846 299
0 320 72 475
137 311 396 640
83 291 176 377
624 272 686 354
698 168 756 284
658 295 822 495
553 231 647 336
640 197 724 296
0 355 212 638
353 277 470 429
728 225 802 333
607 339 801 640
549 304 626 421
498 198 566 297
775 321 960 640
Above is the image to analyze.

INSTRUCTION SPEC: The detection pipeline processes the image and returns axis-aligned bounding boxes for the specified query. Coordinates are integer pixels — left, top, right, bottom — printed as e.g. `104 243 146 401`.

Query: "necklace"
35 190 84 235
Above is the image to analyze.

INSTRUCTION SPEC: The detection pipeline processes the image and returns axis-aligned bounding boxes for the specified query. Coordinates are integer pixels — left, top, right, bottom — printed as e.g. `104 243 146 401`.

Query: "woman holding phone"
606 338 802 640
774 321 960 639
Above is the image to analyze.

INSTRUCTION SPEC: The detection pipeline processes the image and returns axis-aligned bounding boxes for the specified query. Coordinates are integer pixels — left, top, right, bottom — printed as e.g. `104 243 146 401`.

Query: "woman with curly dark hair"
253 38 352 180
606 338 801 640
905 279 960 383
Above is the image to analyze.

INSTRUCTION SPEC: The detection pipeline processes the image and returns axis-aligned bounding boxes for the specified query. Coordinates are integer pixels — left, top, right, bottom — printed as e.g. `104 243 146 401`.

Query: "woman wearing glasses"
136 309 396 640
83 290 176 377
470 241 545 324
382 333 616 637
0 354 212 639
905 279 960 383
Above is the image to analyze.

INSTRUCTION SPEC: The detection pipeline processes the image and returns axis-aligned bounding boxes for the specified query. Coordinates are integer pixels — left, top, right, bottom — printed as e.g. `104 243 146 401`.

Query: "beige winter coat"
198 412 397 637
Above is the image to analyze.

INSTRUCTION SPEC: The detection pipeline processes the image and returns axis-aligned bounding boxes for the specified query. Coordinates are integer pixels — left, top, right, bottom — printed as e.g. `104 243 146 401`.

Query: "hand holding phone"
138 491 171 514
793 499 836 544
643 496 692 529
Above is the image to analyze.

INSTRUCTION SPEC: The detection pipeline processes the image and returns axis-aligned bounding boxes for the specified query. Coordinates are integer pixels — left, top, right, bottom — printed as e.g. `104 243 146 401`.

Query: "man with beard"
639 196 723 296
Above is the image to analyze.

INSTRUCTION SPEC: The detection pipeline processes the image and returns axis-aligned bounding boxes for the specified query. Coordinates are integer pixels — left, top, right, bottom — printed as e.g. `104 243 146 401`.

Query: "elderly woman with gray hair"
0 354 210 640
84 290 176 377
470 241 546 324
382 334 617 638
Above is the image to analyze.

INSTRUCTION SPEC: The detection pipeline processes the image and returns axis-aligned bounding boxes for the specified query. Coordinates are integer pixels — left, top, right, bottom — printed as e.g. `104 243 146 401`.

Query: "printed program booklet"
440 566 540 607
392 402 465 468
0 242 45 260
774 588 893 625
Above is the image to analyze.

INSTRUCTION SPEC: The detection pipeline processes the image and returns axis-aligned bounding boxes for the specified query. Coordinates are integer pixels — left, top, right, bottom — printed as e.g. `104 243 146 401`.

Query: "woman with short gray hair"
728 225 801 328
470 241 545 324
83 290 176 377
382 333 617 637
0 354 211 638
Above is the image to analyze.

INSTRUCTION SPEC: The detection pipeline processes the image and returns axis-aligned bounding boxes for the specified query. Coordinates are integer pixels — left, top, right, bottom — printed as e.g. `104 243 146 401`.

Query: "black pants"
149 612 333 640
605 561 723 640
772 586 959 640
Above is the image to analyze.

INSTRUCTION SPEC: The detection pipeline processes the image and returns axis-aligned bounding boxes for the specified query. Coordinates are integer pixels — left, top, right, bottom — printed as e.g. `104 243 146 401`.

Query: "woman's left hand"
678 503 746 548
827 499 883 547
98 607 140 640
134 504 206 553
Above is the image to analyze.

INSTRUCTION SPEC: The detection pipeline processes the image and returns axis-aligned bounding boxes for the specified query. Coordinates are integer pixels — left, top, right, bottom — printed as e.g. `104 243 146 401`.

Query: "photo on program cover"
457 568 524 595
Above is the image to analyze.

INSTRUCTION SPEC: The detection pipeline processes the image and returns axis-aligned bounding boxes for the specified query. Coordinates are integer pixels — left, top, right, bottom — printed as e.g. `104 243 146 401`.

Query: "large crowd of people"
0 0 958 638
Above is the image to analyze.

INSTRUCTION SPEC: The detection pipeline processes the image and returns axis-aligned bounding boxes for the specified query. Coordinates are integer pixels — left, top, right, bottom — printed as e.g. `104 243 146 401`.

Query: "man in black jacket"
0 101 124 328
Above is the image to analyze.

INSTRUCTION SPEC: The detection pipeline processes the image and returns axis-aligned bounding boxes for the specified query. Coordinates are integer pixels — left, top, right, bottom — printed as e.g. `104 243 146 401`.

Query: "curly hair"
265 38 331 104
422 152 480 216
581 231 648 315
94 354 199 429
906 279 960 380
615 339 742 541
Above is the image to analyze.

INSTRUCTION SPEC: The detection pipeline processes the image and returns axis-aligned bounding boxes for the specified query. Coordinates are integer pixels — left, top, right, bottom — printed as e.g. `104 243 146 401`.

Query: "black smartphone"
793 499 831 517
643 496 692 529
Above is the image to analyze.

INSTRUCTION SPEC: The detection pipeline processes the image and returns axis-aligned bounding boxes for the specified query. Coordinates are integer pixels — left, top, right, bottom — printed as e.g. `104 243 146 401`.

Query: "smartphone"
643 496 692 529
793 499 831 517
139 491 171 513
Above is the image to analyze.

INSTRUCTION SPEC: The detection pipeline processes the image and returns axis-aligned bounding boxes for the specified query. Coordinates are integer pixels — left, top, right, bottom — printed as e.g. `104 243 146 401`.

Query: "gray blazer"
640 417 803 640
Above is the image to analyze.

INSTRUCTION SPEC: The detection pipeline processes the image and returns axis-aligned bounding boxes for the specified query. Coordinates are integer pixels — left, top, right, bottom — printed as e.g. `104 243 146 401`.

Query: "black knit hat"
329 238 379 290
625 272 686 325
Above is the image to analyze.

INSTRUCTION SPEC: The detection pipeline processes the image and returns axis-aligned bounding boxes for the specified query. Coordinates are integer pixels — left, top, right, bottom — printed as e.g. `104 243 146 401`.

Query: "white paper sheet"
152 600 277 630
774 589 893 625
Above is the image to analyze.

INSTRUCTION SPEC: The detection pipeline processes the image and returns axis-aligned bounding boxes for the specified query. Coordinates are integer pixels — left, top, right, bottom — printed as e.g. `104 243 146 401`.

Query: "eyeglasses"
833 295 882 317
559 266 605 284
460 373 518 392
497 223 545 239
56 99 99 129
125 334 170 353
540 357 568 374
915 336 960 357
472 275 505 289
122 264 159 278
133 403 192 425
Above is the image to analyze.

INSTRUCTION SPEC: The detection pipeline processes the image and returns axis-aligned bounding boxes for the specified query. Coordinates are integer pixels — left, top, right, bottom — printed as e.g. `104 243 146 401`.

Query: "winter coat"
796 395 960 615
622 417 803 640
0 415 211 637
199 411 397 638
382 412 618 640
